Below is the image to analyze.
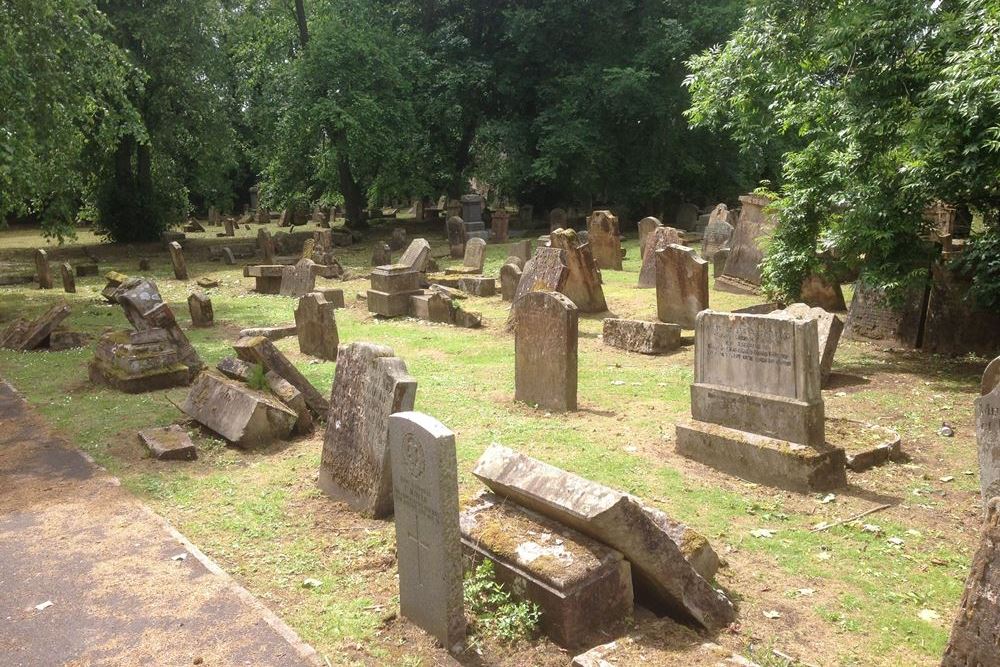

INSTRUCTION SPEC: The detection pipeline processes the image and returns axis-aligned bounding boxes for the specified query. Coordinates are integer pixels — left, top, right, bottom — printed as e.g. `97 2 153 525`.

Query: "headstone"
244 265 283 294
500 262 523 302
221 247 236 265
399 239 431 273
517 204 533 229
182 371 297 448
368 265 422 317
457 276 495 297
264 370 313 435
844 278 927 349
674 203 699 231
675 311 847 492
217 356 254 382
942 498 1000 666
168 241 189 280
460 194 483 223
89 329 191 393
233 335 329 415
300 237 316 261
390 227 407 251
512 247 569 304
713 248 730 276
372 243 391 267
223 218 235 237
983 356 1000 396
637 226 683 288
700 206 734 260
491 210 509 242
208 206 220 225
587 210 622 271
655 244 709 328
637 216 662 257
922 263 1000 357
319 342 417 518
446 216 467 259
295 293 338 361
775 303 844 385
279 259 318 297
101 270 128 303
389 412 465 652
187 292 214 327
112 278 202 377
319 288 345 308
602 319 681 355
513 291 578 412
60 263 76 293
34 249 53 289
138 425 197 461
510 239 532 263
473 445 735 631
258 228 276 264
549 229 607 313
977 387 1000 503
445 238 486 275
715 194 775 294
549 208 567 232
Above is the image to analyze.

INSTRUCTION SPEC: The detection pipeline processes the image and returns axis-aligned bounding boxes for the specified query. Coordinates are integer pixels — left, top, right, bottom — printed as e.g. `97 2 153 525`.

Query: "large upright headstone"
389 412 465 652
34 249 53 289
637 217 662 257
279 259 317 297
655 244 708 328
922 263 1000 357
715 194 775 294
587 210 622 271
675 311 847 492
445 237 486 275
168 242 189 280
977 386 1000 503
513 291 578 412
295 292 338 361
637 226 683 288
513 247 569 303
319 343 417 518
549 229 607 313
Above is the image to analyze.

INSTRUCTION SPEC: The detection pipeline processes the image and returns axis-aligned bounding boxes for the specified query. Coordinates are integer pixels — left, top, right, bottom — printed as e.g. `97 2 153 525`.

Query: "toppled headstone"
265 370 313 435
398 239 431 273
715 194 775 294
775 303 844 385
587 210 623 270
319 342 417 518
389 412 466 652
977 386 1000 503
295 292 338 361
549 229 607 313
637 226 683 288
34 249 53 289
238 325 297 341
182 371 297 448
101 271 128 303
656 244 709 329
113 278 202 377
168 241 189 280
233 336 328 415
445 238 487 275
60 263 76 293
217 356 254 382
368 265 422 317
0 302 71 351
500 262 522 302
187 292 214 328
138 425 197 461
514 291 578 412
602 319 681 355
473 445 733 630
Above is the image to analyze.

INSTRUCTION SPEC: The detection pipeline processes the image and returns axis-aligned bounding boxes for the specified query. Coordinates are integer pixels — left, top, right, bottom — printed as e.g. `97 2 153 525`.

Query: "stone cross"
389 411 465 652
60 262 76 293
655 244 709 328
168 242 189 280
294 292 338 361
187 292 214 327
513 291 578 412
34 249 53 289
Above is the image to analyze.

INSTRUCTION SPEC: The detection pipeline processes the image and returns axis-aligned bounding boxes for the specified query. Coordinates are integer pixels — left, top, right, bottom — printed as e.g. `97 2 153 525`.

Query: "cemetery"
4 2 1000 666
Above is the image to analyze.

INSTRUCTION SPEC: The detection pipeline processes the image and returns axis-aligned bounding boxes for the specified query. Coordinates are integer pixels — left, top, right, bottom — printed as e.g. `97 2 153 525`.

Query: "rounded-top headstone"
983 356 1000 396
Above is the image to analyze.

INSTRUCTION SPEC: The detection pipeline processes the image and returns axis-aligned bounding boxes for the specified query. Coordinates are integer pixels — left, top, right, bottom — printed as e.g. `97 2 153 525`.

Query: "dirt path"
0 380 320 667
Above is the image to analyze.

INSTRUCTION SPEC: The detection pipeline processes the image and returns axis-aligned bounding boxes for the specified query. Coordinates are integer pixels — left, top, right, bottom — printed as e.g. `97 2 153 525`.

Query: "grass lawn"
0 221 988 666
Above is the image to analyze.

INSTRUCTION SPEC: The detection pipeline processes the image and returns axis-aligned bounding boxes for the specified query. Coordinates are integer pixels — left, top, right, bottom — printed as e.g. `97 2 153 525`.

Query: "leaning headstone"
586 210 622 271
34 249 53 289
700 207 734 260
446 216 467 259
221 247 236 265
398 239 431 273
138 425 197 461
513 247 569 303
279 259 318 297
775 303 844 385
319 342 417 518
655 244 709 328
473 445 735 631
60 263 76 293
844 278 926 349
168 241 189 280
182 371 297 448
942 497 1000 666
637 226 683 288
976 386 1000 503
549 208 568 232
500 262 523 302
549 229 607 313
233 336 329 415
389 412 465 652
513 291 578 412
113 278 203 377
637 216 662 257
675 311 847 492
295 292 338 361
602 319 681 355
715 194 775 294
187 292 214 328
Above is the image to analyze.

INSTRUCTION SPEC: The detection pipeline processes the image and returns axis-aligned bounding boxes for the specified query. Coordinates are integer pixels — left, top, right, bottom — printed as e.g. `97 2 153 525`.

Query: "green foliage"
247 363 269 391
463 560 541 645
953 226 1000 309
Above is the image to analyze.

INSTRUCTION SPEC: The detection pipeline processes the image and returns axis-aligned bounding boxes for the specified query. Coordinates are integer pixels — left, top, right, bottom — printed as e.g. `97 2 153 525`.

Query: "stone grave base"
691 384 825 447
460 493 633 649
88 360 191 394
367 289 421 317
676 420 847 493
713 274 761 295
827 418 902 472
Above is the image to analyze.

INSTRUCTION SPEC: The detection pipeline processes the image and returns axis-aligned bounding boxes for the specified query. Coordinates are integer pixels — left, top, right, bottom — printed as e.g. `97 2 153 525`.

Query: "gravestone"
390 227 407 251
446 216 467 259
34 249 53 289
238 324 297 341
491 210 509 242
279 259 317 297
457 276 495 297
76 263 99 277
984 356 1000 396
549 229 607 313
319 342 417 518
168 242 189 280
295 292 338 361
233 336 329 415
500 262 523 302
637 216 662 257
655 244 708 328
942 498 1000 666
675 311 847 492
674 203 700 231
221 247 236 265
844 278 927 349
549 208 568 232
399 239 431 273
89 329 191 393
715 194 775 293
445 238 486 275
257 228 276 264
60 263 76 293
0 302 71 351
587 210 622 270
244 265 283 294
517 204 533 229
368 265 422 317
637 226 683 288
187 292 214 327
513 247 568 303
372 243 391 267
460 194 483 223
223 218 235 237
389 412 465 652
775 303 844 385
113 278 202 377
182 371 297 448
976 387 1000 503
923 263 1000 357
510 239 532 263
700 206 734 261
799 274 846 312
513 291 578 412
602 319 681 355
713 248 730 276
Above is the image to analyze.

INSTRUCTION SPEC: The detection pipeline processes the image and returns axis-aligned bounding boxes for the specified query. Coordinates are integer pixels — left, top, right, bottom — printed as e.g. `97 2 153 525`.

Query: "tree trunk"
294 0 309 48
334 131 367 229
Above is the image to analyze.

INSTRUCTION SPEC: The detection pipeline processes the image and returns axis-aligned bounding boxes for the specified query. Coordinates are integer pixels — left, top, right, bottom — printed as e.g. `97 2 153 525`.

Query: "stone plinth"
368 265 422 317
88 329 191 394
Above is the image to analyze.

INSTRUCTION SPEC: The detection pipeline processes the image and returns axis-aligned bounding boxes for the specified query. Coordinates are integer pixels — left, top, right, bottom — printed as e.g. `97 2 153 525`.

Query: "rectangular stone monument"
187 292 214 327
389 412 465 652
549 229 607 313
844 279 927 349
514 291 578 412
510 239 532 263
491 210 509 242
602 319 681 355
367 265 422 317
675 311 847 492
977 387 1000 502
587 210 622 270
637 226 683 288
34 249 53 289
278 259 318 297
655 244 709 328
295 292 338 361
88 329 191 393
319 342 417 518
637 217 662 257
60 263 76 293
168 241 189 280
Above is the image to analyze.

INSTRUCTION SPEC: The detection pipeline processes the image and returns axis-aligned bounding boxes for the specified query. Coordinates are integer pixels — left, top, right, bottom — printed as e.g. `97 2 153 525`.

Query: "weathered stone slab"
844 278 927 349
264 370 313 435
514 291 578 412
319 342 417 518
168 242 189 280
602 319 681 355
473 445 733 631
775 303 844 385
457 277 495 297
368 265 423 317
715 194 774 293
138 425 197 461
637 216 662 257
491 210 509 242
187 292 214 327
977 387 1000 503
0 302 71 351
513 247 568 303
238 325 297 341
318 288 345 309
113 278 202 377
60 263 76 293
217 356 254 382
294 293 338 361
398 239 431 273
445 238 486 275
279 259 317 297
549 229 606 313
637 226 683 288
371 243 391 267
587 210 622 270
182 371 296 448
510 239 532 263
984 356 1000 396
389 412 465 652
34 249 53 289
656 244 708 328
410 292 454 324
923 263 1000 357
461 492 633 649
700 205 734 260
88 330 191 393
713 247 730 276
233 336 329 415
500 262 522 302
942 497 1000 666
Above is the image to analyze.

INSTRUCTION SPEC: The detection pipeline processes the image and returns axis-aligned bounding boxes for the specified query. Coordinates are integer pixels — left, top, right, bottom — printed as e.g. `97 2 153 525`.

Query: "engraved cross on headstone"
408 515 430 586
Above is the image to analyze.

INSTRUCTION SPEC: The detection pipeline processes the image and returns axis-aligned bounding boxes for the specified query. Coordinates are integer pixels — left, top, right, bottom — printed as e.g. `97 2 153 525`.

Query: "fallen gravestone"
637 226 683 288
513 291 578 412
113 278 202 377
295 292 338 361
60 263 76 293
265 370 313 435
217 357 254 382
602 319 681 355
187 292 214 327
182 371 297 448
319 342 417 518
587 210 622 271
656 244 708 329
34 249 53 289
775 303 844 385
238 325 297 341
138 425 197 461
715 194 775 294
389 412 465 652
233 336 328 415
549 229 606 313
168 241 189 280
0 302 71 351
977 385 1000 503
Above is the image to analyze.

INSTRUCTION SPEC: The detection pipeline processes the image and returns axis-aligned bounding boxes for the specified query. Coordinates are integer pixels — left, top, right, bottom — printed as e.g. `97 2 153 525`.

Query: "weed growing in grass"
463 560 541 644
